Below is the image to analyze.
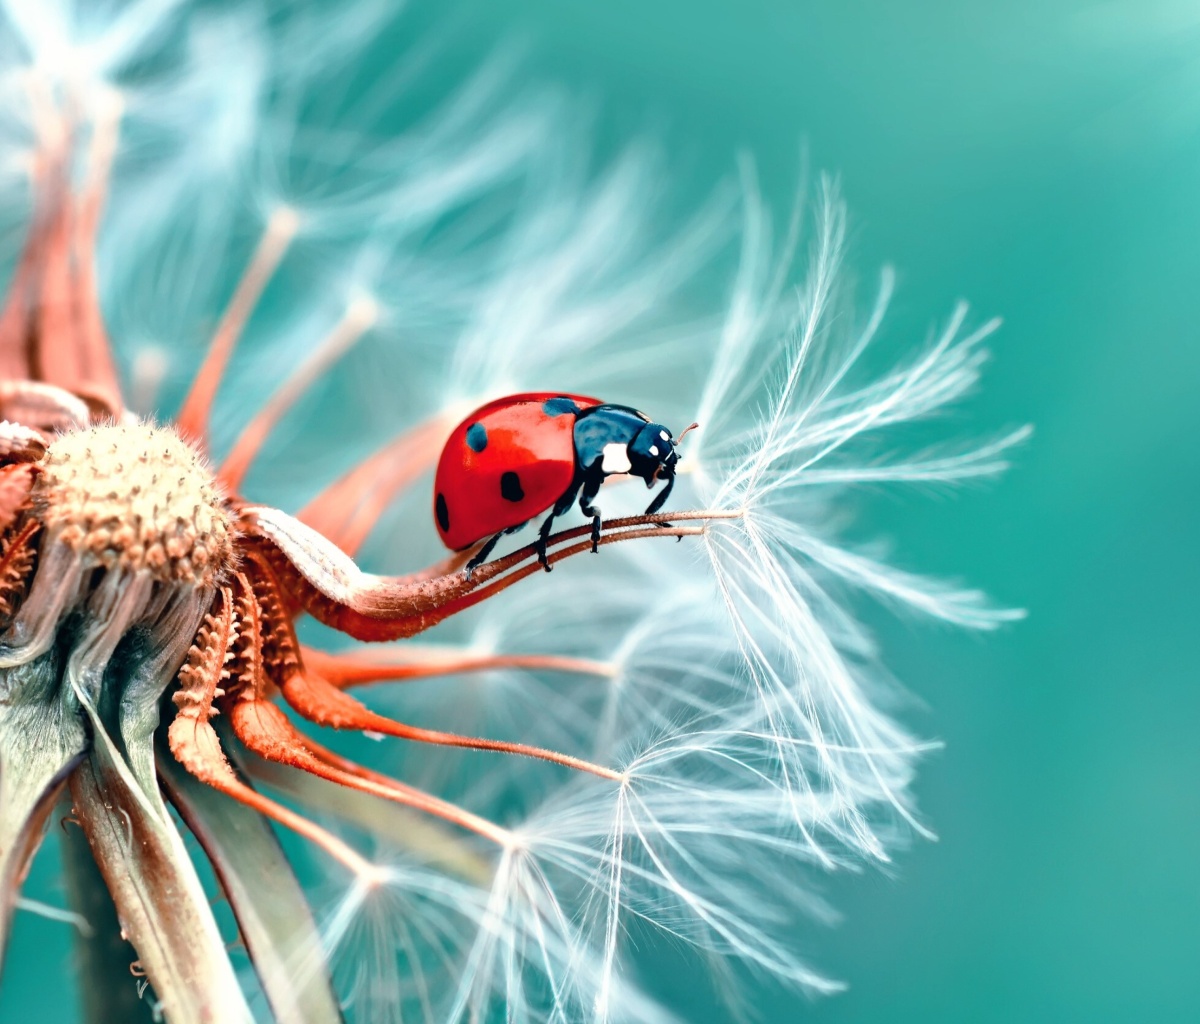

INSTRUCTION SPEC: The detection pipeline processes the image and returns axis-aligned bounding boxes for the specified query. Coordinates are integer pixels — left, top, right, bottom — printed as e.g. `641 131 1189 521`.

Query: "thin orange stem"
441 525 706 618
176 208 299 445
218 298 379 492
301 645 615 688
202 768 374 877
68 90 124 416
0 78 67 382
279 666 624 781
463 508 741 581
304 737 512 847
166 717 375 878
33 198 75 388
296 410 462 556
3 89 125 415
228 698 512 846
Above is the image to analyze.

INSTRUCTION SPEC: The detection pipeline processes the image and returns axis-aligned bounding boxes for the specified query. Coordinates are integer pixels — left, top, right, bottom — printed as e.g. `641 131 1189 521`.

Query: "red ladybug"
434 392 686 572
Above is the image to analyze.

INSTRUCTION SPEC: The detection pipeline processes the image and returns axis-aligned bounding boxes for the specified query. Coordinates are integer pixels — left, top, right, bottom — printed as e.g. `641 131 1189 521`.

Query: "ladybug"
433 392 691 573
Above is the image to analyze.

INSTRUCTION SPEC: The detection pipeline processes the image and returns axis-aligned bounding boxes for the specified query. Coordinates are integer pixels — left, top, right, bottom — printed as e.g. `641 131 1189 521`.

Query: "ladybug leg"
644 473 675 516
643 474 676 533
536 485 581 571
465 532 503 577
578 474 604 554
535 513 557 571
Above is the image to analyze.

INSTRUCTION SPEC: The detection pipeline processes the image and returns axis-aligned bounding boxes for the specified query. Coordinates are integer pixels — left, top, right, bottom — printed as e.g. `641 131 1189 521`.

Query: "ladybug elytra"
433 392 689 572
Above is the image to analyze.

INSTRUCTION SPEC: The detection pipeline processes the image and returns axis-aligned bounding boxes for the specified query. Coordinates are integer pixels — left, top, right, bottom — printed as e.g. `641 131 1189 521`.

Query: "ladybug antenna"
674 422 700 446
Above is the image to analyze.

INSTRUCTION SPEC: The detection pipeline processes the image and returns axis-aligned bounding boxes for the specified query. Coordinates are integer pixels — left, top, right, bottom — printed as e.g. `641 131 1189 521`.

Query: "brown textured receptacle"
32 423 234 586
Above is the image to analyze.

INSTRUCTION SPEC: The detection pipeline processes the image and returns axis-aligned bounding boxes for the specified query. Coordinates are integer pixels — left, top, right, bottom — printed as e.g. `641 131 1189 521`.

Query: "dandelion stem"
176 207 300 445
278 726 515 848
447 525 705 614
218 297 379 491
445 508 741 588
276 667 624 782
227 696 516 844
0 78 66 383
168 742 376 879
301 645 616 688
67 90 124 416
296 410 462 556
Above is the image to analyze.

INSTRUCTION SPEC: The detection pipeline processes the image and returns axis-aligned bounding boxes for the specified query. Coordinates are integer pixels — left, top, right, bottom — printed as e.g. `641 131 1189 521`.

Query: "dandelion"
0 2 1027 1023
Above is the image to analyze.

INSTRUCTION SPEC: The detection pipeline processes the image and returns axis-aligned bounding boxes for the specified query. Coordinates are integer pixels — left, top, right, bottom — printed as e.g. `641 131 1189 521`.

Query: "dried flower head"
0 2 1027 1022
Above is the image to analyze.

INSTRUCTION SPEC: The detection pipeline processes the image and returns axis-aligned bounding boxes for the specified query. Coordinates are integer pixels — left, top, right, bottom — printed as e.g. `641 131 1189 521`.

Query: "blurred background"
3 1 1197 1021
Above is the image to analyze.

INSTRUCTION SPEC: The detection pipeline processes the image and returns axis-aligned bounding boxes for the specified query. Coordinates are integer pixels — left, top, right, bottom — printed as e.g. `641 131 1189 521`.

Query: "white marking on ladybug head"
601 442 632 475
660 430 669 441
649 445 660 456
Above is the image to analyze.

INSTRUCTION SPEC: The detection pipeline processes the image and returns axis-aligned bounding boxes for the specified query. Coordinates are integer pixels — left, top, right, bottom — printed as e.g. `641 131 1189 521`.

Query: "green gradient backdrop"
3 2 1197 1021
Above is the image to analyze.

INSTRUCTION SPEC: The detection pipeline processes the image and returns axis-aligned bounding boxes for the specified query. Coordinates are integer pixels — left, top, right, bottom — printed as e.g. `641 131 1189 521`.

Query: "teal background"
3 1 1197 1021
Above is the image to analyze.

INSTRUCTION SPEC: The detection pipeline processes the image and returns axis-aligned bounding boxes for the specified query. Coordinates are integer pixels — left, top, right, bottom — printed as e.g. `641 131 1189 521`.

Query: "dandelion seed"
0 2 1024 1022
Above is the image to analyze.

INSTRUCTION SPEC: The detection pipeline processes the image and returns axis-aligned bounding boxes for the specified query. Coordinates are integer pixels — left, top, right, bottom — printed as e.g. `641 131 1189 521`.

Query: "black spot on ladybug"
435 493 451 533
466 422 488 452
500 471 525 503
542 396 580 417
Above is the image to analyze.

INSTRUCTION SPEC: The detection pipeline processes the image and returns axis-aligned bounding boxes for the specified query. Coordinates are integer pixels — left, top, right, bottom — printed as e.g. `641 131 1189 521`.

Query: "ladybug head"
628 422 679 486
